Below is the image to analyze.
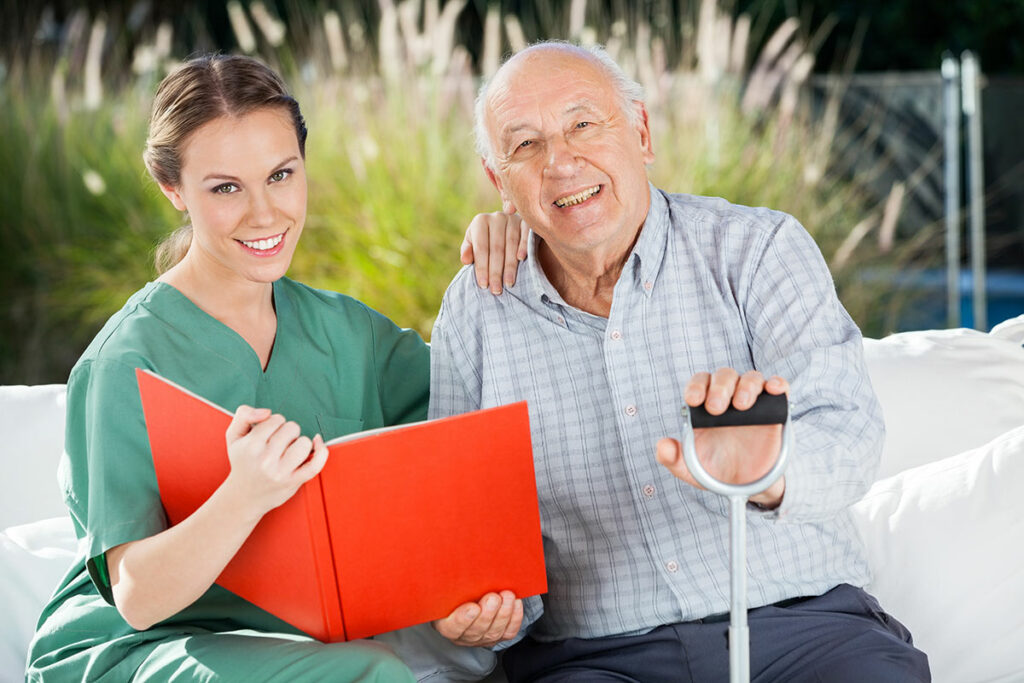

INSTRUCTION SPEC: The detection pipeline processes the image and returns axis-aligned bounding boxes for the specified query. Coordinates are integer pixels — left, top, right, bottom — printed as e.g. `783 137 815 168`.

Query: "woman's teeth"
240 234 284 251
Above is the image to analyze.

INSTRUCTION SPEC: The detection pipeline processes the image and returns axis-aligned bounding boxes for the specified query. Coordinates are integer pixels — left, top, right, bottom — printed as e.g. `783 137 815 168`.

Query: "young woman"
25 54 522 682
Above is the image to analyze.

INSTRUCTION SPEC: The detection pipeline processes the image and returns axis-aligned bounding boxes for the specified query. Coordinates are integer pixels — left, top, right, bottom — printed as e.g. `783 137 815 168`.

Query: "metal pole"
729 494 750 683
961 51 987 330
941 54 961 328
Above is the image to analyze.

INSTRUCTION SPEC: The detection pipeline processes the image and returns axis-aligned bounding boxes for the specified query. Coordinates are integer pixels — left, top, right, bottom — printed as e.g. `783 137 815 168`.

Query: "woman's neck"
157 254 278 369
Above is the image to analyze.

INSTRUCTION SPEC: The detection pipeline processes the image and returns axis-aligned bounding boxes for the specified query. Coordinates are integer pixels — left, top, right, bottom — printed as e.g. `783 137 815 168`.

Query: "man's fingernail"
736 391 750 405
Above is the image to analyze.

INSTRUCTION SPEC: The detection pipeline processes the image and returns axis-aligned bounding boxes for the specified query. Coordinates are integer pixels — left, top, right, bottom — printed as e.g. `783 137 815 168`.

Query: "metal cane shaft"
681 393 790 683
729 494 750 683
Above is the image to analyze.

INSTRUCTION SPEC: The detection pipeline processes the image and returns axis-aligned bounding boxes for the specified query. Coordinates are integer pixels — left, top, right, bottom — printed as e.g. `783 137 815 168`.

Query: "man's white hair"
474 41 645 170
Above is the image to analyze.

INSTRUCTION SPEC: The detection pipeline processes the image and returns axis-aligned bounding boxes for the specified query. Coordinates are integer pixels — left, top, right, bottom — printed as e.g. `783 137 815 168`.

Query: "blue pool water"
860 268 1024 331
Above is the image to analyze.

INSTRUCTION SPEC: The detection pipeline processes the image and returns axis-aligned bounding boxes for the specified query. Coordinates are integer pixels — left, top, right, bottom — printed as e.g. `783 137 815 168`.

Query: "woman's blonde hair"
145 55 307 273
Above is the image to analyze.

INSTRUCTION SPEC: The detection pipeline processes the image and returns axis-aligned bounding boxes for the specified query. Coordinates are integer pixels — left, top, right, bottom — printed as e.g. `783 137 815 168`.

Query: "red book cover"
135 368 547 642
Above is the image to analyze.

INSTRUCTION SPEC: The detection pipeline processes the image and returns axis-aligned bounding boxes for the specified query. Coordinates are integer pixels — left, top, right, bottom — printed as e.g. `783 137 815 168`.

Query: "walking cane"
681 392 791 683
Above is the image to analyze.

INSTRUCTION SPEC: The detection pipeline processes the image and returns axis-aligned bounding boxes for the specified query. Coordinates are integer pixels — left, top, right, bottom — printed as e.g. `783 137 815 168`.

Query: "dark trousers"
503 584 930 683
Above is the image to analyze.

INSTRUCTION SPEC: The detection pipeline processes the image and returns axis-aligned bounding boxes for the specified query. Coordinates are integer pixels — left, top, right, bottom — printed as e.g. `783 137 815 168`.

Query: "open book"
135 368 547 642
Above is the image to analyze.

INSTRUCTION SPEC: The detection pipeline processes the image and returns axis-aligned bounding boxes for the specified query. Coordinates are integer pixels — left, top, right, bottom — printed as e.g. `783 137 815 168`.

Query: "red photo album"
135 368 547 642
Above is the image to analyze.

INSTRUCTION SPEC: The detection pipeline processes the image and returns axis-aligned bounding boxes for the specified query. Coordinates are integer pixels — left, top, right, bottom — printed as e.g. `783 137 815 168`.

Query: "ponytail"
154 225 193 274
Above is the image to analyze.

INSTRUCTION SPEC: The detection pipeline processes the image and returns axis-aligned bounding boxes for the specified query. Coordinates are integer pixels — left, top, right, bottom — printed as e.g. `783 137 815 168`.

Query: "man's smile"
553 185 601 208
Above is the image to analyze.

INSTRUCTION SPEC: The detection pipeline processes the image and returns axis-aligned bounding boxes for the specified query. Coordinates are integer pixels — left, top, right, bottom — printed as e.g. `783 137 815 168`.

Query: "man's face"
484 49 655 260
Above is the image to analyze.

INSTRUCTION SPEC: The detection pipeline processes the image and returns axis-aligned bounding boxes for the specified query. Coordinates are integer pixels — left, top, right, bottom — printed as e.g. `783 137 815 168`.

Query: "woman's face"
160 107 307 286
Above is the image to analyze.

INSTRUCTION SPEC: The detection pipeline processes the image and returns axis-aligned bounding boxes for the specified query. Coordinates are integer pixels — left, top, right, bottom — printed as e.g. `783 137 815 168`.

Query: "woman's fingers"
225 405 272 444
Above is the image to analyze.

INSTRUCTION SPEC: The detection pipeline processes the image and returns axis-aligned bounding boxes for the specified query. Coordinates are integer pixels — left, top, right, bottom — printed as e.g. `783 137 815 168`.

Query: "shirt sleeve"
427 295 484 421
61 358 168 604
742 215 885 522
429 289 545 649
367 306 431 427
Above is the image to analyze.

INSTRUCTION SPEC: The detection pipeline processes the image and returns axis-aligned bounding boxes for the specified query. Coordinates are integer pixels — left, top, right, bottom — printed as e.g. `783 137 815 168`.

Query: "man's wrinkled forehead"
485 48 612 136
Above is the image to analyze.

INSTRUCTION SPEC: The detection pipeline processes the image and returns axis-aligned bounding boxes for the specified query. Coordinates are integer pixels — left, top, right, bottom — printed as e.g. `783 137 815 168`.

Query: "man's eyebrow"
501 123 534 139
563 101 602 116
498 100 605 146
498 123 538 150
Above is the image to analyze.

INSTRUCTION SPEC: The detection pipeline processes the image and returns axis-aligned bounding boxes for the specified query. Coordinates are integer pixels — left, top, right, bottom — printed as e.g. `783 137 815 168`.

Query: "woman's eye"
213 183 238 194
270 169 292 183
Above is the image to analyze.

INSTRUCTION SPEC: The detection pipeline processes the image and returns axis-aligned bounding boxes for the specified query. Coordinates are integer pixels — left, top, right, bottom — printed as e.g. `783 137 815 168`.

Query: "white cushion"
991 314 1024 345
0 517 77 678
863 327 1024 479
850 425 1024 683
0 385 68 528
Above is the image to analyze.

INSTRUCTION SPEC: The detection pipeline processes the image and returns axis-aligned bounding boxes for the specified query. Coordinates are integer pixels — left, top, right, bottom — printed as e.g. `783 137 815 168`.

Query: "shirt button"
557 315 565 325
644 281 653 291
610 329 622 340
624 404 637 417
666 560 679 573
642 484 656 498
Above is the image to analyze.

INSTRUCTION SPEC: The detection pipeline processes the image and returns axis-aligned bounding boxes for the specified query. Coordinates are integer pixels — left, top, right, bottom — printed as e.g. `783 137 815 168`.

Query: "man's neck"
537 226 642 318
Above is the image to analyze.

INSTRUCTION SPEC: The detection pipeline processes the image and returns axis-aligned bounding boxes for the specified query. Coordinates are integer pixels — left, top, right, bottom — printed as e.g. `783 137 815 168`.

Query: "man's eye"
270 169 292 183
576 121 590 129
213 183 238 194
517 140 532 150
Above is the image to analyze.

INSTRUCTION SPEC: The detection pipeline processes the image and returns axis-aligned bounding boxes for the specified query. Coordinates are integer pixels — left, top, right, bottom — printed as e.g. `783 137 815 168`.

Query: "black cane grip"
688 392 788 428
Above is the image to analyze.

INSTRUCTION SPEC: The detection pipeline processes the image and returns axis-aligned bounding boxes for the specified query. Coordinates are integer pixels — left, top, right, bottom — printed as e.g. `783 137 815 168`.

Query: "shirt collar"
520 182 671 306
629 183 670 297
524 227 569 309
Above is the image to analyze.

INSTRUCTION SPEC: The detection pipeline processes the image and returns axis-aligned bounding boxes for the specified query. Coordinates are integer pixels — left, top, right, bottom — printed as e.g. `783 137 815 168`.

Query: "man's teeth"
240 234 284 251
555 185 600 208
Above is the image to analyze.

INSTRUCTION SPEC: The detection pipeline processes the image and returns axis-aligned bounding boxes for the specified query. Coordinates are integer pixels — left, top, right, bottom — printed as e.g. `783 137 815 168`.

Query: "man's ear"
482 159 517 214
158 183 187 212
633 101 655 165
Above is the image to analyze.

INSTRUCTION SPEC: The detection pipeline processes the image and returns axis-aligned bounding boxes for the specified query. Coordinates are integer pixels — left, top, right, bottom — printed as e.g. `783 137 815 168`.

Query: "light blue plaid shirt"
429 185 883 642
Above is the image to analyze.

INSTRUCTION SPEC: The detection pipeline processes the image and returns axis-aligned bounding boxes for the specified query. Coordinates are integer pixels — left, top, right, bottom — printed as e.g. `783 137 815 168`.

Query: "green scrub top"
26 278 428 682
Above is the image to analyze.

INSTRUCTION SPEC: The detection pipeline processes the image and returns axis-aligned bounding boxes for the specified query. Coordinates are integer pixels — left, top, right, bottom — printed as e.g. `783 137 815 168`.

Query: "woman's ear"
158 183 187 212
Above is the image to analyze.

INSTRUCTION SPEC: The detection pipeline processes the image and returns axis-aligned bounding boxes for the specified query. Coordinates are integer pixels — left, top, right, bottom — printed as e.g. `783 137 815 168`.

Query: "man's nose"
544 136 583 177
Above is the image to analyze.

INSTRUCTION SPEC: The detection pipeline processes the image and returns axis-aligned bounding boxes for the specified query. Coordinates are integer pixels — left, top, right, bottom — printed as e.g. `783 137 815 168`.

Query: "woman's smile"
237 230 287 256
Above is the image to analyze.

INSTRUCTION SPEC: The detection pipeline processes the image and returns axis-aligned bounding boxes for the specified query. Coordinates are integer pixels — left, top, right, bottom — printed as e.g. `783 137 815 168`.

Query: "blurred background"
2 0 1023 384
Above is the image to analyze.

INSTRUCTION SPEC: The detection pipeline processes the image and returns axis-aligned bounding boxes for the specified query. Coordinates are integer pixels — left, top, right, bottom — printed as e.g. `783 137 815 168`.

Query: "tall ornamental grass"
0 0 936 383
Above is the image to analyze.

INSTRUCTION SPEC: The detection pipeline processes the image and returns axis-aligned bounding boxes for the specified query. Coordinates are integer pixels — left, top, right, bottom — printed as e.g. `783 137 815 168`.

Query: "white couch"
3 317 1024 682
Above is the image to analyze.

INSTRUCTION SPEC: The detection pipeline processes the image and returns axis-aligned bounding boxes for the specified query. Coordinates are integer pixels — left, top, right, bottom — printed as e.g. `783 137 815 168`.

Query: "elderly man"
428 42 930 682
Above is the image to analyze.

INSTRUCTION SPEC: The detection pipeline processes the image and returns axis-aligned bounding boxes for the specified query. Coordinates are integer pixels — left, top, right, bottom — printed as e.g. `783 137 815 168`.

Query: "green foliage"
0 67 177 381
0 2 932 384
295 79 497 334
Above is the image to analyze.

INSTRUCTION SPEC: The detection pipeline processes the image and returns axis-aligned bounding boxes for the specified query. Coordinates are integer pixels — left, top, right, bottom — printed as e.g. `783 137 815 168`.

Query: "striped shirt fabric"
429 185 884 643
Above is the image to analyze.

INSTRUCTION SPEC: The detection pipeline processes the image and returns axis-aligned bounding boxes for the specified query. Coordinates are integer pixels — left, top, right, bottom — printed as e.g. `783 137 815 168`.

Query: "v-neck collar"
146 278 291 378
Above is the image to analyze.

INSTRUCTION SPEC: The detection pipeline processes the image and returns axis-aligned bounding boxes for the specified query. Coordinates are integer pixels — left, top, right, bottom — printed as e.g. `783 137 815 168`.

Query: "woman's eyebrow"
202 156 299 183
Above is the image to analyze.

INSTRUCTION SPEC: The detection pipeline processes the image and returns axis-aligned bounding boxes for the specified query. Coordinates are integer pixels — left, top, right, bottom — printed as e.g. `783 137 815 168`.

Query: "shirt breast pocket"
315 414 365 441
